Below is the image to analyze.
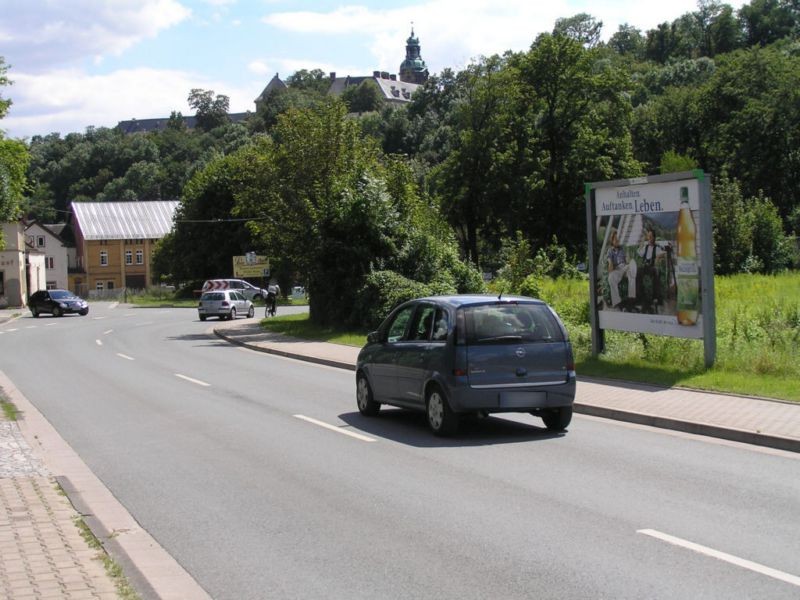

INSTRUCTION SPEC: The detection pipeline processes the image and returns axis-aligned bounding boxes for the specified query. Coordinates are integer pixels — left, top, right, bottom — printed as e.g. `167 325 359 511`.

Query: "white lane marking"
116 353 135 361
174 373 211 387
109 302 119 309
26 326 37 329
7 328 18 332
293 414 375 442
638 529 800 587
139 321 154 326
92 316 107 320
96 340 103 346
45 322 58 326
103 329 113 335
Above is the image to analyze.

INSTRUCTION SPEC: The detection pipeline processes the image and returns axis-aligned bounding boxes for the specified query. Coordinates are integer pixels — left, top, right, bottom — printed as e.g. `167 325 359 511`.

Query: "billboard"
232 254 269 279
585 171 716 365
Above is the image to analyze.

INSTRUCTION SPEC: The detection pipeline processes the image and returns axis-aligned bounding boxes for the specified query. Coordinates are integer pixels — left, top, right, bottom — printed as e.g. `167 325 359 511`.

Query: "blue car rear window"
463 304 564 344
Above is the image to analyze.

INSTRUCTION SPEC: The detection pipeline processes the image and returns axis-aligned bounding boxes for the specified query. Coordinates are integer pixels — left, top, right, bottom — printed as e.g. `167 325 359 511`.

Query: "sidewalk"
0 308 211 600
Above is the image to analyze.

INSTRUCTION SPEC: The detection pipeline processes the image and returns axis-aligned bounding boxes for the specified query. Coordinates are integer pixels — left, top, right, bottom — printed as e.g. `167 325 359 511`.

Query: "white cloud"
262 0 752 74
0 0 191 72
262 0 573 73
2 67 259 138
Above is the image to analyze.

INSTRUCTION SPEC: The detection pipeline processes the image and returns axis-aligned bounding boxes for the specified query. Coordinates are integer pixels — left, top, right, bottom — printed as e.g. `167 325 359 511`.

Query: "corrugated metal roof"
71 201 179 240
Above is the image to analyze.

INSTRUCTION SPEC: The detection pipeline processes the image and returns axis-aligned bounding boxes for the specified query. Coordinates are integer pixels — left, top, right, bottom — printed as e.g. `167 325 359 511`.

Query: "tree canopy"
15 0 800 304
1 56 30 233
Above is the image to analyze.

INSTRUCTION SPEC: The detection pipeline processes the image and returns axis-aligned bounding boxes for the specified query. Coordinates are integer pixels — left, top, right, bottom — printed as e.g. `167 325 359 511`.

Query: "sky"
0 0 748 140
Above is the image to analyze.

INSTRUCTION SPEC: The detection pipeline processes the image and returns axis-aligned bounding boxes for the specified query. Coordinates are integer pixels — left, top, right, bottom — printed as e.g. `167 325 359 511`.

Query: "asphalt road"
1 303 799 599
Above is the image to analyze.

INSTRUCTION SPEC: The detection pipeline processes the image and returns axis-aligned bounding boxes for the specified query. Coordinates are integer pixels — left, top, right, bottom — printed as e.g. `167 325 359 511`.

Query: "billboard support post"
697 172 716 368
585 183 604 357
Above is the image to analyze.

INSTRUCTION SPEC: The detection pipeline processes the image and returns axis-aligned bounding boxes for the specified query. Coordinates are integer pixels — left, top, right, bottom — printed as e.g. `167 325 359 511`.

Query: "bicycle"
265 293 277 317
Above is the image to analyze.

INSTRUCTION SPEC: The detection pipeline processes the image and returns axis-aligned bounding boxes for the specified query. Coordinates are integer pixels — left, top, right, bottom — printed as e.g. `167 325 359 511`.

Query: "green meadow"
538 273 800 402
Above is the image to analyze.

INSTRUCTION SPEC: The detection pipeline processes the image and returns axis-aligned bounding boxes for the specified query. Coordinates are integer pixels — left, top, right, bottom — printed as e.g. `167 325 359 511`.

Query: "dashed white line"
293 414 375 442
103 329 113 335
174 373 210 387
638 529 800 587
45 322 58 326
96 340 103 346
116 353 135 361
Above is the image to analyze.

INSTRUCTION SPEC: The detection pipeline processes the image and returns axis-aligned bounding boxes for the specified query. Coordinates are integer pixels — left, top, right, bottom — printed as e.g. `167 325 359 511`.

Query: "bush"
353 270 443 330
519 274 542 298
450 258 486 293
750 196 793 273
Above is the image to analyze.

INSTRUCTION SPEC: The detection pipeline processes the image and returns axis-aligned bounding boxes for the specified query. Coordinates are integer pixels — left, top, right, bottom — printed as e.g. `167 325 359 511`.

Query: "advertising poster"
593 178 704 339
233 254 269 278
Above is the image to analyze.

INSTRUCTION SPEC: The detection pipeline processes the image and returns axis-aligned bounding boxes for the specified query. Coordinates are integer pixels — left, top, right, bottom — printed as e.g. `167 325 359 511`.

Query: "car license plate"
499 391 546 408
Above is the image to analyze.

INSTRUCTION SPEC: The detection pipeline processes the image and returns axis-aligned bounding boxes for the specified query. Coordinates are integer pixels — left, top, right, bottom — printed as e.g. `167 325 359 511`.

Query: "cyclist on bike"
266 281 280 317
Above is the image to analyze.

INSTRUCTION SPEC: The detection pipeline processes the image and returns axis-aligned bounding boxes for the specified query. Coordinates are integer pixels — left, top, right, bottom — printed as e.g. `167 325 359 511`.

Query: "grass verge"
0 388 19 420
259 312 367 347
73 515 141 600
576 356 799 401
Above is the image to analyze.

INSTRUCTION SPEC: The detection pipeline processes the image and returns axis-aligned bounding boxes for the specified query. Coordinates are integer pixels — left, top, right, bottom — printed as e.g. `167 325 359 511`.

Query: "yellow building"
69 201 179 296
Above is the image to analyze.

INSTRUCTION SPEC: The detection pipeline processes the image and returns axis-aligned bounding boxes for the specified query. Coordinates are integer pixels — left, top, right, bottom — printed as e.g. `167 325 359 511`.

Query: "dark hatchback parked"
29 289 89 317
356 295 576 436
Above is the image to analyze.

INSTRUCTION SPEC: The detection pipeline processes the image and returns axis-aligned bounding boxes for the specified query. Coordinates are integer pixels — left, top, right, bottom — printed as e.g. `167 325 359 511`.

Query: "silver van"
201 279 267 302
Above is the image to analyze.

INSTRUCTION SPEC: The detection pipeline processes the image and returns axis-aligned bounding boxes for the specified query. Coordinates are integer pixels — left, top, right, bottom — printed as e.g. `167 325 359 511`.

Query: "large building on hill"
117 29 429 133
327 28 429 104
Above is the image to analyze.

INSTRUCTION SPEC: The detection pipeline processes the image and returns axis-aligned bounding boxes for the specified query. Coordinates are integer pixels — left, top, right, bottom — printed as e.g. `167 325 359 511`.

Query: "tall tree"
429 55 518 265
608 23 645 57
703 45 800 219
341 80 384 113
153 148 256 282
738 0 798 46
553 13 604 48
0 57 11 120
645 21 683 63
515 34 640 251
187 88 230 132
236 99 385 323
0 57 30 232
285 69 331 94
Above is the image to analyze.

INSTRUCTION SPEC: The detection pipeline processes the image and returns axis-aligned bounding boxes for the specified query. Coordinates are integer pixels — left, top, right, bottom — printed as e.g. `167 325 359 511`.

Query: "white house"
0 222 45 308
25 222 72 290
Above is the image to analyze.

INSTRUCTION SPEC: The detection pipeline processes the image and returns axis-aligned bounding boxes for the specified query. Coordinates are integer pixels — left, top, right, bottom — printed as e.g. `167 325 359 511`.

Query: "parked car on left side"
29 289 89 317
198 290 255 321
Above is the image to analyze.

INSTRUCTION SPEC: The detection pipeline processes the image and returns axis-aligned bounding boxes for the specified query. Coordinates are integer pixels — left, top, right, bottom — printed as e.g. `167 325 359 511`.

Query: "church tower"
399 27 429 85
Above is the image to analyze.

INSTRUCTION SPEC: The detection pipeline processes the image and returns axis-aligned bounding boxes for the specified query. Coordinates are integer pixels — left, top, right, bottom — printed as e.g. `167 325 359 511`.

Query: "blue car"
356 295 577 436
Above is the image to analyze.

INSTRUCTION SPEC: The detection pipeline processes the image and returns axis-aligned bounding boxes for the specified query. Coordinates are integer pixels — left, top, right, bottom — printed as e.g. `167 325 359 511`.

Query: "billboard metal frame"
585 170 716 367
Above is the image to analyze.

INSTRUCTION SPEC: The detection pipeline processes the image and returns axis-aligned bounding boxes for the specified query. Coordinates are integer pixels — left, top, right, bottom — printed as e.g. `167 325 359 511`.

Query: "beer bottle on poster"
676 186 699 325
